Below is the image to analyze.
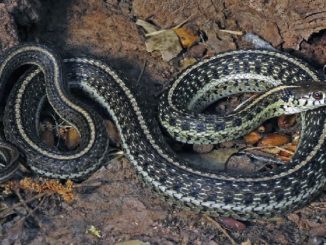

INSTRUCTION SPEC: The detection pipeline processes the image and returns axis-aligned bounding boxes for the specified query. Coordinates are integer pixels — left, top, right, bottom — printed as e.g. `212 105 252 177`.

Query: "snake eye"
312 91 323 100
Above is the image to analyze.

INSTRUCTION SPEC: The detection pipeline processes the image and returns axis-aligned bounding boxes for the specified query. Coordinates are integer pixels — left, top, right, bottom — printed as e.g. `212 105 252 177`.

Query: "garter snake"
1 44 326 219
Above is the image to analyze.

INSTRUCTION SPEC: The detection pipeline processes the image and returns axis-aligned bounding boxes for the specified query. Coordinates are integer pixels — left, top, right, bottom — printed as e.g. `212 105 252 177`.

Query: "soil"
0 0 326 244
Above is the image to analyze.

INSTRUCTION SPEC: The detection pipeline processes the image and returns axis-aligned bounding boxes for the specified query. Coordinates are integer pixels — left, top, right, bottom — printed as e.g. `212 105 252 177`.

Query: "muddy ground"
0 0 326 244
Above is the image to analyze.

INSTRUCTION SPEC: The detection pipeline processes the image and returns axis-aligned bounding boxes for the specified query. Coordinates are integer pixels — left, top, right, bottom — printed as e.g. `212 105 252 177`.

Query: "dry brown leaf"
58 126 81 149
173 27 199 48
259 133 290 147
244 131 262 145
144 29 182 61
65 127 80 150
136 19 183 61
219 217 246 232
5 178 74 202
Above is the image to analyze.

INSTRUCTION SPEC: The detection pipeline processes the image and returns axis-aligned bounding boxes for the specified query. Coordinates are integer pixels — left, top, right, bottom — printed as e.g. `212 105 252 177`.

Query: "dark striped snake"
0 44 326 219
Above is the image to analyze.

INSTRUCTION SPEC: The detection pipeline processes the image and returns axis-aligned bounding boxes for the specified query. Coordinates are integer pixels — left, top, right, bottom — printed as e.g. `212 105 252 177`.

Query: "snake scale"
0 44 326 219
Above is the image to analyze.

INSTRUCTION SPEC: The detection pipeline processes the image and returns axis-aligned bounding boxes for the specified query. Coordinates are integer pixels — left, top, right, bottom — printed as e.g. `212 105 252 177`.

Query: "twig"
258 238 270 245
219 29 244 36
14 189 41 223
136 61 147 89
204 215 237 245
15 191 47 233
23 195 47 222
15 192 48 208
0 192 48 219
172 14 196 29
244 146 294 155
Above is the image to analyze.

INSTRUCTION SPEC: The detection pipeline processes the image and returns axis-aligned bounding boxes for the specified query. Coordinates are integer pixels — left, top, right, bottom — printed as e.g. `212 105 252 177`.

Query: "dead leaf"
57 126 80 150
244 131 262 145
87 225 102 238
65 127 80 150
136 19 183 61
5 178 74 202
259 133 290 147
174 27 199 48
219 217 246 232
144 29 182 61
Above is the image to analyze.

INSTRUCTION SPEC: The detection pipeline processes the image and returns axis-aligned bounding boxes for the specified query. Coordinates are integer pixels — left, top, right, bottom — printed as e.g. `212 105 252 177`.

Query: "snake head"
286 81 326 113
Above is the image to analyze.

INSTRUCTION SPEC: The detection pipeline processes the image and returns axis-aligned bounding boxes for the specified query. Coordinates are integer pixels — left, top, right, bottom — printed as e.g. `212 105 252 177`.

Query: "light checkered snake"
0 44 326 219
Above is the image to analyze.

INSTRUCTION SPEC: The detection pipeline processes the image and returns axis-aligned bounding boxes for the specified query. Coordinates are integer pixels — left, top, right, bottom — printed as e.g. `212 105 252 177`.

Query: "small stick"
14 189 43 227
244 146 294 155
219 29 244 36
204 215 237 245
0 192 48 219
136 61 147 88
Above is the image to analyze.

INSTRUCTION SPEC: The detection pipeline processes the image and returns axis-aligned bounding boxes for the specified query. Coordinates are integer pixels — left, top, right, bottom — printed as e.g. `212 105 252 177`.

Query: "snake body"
1 44 326 219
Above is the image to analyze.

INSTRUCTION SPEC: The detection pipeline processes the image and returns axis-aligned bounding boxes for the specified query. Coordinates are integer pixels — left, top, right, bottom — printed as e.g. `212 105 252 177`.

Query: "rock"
193 144 214 154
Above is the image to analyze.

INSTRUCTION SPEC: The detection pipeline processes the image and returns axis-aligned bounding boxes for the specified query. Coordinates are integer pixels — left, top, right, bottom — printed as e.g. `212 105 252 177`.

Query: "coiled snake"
0 44 326 219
